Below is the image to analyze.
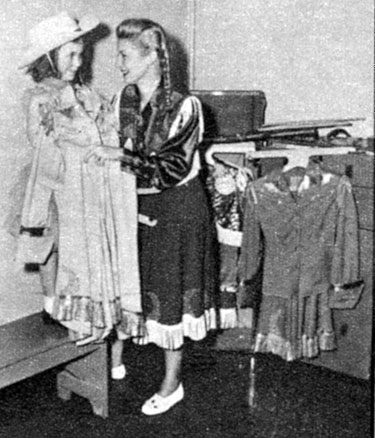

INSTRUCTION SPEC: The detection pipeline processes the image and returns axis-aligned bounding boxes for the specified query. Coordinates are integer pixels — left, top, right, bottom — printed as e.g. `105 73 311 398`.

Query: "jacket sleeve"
120 96 203 190
23 88 56 146
238 183 263 283
20 88 64 232
329 176 364 308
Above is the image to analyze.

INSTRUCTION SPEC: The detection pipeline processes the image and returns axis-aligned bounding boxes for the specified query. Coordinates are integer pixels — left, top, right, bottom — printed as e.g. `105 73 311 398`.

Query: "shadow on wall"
80 23 111 85
169 34 189 95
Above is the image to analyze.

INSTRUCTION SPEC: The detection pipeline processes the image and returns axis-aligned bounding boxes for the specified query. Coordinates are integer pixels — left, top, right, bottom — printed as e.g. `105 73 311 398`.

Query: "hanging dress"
206 159 254 328
239 162 364 361
19 78 143 343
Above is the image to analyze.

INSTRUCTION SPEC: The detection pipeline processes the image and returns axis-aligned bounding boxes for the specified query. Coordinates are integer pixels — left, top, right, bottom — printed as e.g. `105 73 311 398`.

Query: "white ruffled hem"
220 308 238 329
216 223 242 247
134 308 217 350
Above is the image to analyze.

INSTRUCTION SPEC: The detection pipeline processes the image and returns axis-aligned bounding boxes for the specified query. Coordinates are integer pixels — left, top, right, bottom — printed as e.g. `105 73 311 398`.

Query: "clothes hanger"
205 142 256 166
205 142 357 171
278 145 357 171
205 141 256 177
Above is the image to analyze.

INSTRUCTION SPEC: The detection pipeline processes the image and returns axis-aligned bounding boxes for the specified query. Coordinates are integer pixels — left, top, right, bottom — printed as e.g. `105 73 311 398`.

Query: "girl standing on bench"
17 12 144 373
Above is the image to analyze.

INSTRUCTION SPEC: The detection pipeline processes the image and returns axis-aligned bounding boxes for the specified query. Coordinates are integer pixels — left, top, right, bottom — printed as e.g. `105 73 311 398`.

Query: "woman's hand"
84 145 124 166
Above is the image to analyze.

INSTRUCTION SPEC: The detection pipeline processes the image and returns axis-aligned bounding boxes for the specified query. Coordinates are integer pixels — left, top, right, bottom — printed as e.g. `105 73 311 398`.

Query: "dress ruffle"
52 295 145 341
135 308 217 350
254 330 336 361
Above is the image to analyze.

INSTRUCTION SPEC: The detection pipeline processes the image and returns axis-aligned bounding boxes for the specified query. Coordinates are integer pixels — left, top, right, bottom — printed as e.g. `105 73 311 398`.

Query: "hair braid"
158 34 172 109
116 18 173 109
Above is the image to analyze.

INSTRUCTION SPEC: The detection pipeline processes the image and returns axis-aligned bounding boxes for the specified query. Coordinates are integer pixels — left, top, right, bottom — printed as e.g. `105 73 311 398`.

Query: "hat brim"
19 16 99 69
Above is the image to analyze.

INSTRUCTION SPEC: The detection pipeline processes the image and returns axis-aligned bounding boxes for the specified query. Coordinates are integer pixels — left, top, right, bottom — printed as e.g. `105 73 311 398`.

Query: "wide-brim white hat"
19 11 100 69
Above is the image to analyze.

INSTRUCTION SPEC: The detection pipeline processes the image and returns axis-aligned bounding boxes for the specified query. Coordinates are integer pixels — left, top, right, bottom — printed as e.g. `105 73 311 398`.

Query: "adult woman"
87 18 217 415
18 12 143 356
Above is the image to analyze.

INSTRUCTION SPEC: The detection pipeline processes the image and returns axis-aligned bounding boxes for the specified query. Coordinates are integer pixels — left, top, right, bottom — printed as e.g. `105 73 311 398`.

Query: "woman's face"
56 40 83 82
117 39 155 86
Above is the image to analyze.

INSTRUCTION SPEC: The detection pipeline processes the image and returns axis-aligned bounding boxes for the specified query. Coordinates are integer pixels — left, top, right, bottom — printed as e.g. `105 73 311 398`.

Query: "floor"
0 338 371 438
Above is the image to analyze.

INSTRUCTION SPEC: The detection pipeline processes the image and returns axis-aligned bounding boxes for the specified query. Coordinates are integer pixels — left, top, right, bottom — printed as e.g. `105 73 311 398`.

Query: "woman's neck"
137 75 161 111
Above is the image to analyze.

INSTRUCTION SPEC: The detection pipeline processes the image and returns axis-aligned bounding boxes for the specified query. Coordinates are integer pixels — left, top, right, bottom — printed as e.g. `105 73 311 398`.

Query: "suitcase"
191 90 267 141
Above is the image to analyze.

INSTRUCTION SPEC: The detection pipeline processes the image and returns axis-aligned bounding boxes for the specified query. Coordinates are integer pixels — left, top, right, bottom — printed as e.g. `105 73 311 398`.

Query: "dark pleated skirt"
137 176 217 348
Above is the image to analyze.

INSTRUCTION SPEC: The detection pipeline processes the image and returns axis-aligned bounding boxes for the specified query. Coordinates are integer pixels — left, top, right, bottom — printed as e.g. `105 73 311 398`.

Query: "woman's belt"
137 165 199 196
137 187 161 195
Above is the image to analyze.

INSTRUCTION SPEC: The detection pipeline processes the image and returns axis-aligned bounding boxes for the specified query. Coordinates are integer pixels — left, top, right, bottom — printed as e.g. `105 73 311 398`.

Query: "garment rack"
205 140 359 408
205 142 357 170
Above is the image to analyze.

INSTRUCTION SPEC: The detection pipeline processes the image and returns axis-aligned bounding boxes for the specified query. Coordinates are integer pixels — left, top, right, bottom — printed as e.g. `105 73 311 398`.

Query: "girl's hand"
84 146 123 165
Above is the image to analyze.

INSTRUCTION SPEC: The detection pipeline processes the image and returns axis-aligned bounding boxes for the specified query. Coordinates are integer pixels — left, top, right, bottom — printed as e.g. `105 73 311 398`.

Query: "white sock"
43 296 54 314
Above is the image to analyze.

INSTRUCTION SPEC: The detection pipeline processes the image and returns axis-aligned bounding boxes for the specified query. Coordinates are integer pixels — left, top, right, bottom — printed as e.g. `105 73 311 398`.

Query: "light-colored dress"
19 78 143 342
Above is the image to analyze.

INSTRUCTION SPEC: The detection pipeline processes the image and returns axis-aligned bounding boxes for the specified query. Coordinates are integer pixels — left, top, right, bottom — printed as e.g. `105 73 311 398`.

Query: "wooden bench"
0 312 109 417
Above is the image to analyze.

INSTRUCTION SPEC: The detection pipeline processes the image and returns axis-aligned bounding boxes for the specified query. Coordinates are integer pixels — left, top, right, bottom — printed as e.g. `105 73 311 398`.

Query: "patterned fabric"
18 78 143 342
207 162 250 239
117 84 217 349
239 162 363 360
206 161 252 328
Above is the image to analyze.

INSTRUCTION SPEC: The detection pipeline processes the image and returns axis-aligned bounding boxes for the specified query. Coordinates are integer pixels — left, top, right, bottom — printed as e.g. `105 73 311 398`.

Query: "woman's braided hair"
116 18 172 109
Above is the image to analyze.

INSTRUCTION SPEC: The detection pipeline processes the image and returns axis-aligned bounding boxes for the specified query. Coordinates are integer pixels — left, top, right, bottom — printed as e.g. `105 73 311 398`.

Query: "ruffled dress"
18 78 143 342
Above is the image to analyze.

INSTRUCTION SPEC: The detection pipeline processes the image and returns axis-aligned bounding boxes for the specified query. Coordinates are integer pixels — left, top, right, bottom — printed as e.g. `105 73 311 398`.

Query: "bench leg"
57 342 109 418
57 384 72 401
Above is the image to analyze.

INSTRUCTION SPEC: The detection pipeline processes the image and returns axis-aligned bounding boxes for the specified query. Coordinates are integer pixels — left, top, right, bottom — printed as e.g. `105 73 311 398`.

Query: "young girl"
18 12 143 358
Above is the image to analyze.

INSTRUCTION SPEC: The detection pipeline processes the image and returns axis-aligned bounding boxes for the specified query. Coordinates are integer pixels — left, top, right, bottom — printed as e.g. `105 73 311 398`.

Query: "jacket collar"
266 161 324 193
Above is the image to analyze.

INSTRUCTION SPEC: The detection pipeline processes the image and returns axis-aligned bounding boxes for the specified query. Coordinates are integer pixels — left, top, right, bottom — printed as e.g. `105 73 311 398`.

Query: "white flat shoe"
111 364 126 380
141 383 184 416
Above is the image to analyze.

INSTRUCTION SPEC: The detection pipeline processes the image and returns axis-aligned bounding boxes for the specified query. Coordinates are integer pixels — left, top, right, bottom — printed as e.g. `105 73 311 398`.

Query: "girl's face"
57 40 83 82
117 39 155 86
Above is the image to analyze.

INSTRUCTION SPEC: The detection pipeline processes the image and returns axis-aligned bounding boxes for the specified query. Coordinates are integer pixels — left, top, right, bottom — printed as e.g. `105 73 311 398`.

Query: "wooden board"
0 313 109 417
